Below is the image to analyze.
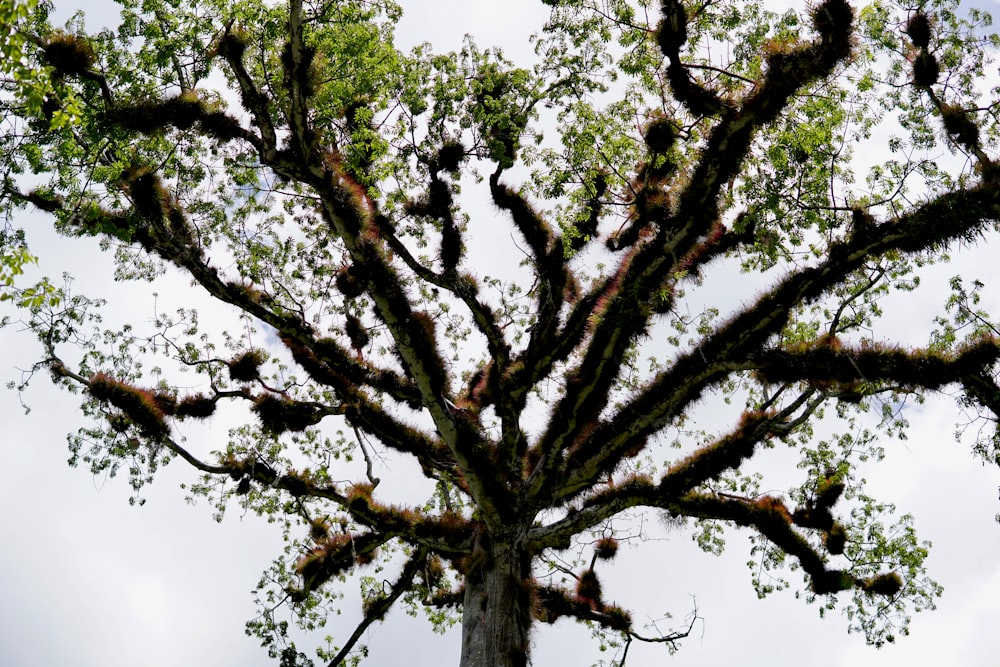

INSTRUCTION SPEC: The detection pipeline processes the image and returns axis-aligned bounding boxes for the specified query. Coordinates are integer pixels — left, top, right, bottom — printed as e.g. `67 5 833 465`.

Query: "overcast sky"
2 1 1000 666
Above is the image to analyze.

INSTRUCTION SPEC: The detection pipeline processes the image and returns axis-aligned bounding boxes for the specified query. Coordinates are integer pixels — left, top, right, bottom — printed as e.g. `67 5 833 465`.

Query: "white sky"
3 1 1000 666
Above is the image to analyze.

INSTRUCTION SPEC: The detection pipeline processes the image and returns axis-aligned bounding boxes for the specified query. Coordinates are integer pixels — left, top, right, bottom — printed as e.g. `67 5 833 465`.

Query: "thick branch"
216 26 278 159
961 371 1000 417
533 584 632 631
105 94 263 149
285 0 317 164
529 403 816 548
342 398 458 481
305 161 514 524
527 1 858 503
751 337 1000 391
20 184 421 410
559 174 1000 497
489 172 573 427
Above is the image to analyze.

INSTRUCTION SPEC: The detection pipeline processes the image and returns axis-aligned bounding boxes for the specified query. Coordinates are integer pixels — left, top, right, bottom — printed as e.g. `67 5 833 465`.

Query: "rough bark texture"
459 531 532 667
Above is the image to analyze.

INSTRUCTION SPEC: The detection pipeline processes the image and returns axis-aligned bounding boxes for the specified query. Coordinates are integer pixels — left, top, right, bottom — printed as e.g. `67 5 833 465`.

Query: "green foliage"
0 244 40 305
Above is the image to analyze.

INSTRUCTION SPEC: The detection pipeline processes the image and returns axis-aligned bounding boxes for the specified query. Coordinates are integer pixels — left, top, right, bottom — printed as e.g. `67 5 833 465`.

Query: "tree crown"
3 0 1000 664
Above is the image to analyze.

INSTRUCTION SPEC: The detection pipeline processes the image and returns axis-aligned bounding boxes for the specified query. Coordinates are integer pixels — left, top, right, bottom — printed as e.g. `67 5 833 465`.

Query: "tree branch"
529 398 820 548
216 24 278 159
285 0 318 165
304 155 513 525
526 0 860 504
559 172 1000 496
325 546 429 667
750 336 1000 393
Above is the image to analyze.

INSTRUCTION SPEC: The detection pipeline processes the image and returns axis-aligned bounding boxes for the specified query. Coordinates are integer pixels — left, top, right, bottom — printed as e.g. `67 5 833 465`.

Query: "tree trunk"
459 532 532 667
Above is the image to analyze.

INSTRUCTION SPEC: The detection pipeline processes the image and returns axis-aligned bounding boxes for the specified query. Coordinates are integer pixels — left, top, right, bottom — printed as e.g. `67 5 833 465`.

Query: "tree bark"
459 530 532 667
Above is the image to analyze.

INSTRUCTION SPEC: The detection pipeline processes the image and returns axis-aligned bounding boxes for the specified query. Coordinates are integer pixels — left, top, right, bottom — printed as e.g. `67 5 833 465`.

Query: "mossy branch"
533 584 633 632
277 335 460 479
34 31 114 108
530 400 820 545
323 547 429 667
527 243 657 497
527 1 858 503
342 399 457 480
490 171 574 407
750 337 1000 392
658 0 853 254
22 174 421 414
291 530 392 601
670 493 899 597
285 0 318 163
48 356 230 476
306 158 513 527
560 172 1000 497
281 333 423 408
106 92 262 148
215 25 278 159
222 459 473 554
396 169 510 373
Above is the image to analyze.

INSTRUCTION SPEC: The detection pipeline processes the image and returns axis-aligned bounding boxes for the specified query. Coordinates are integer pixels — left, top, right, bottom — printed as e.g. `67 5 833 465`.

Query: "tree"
2 0 1000 664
